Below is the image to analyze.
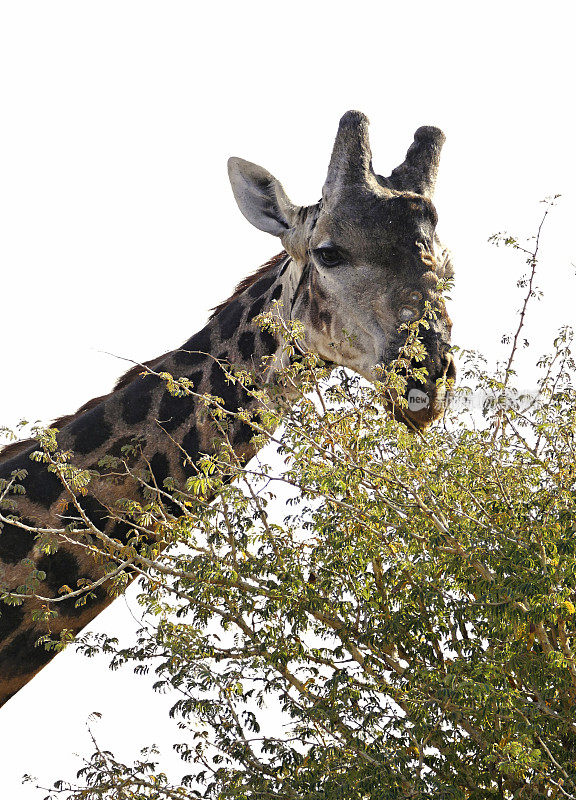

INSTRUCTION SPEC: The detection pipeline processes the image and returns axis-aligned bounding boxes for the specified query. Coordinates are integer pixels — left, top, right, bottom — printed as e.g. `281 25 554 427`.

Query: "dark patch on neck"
216 299 244 340
37 548 107 617
157 371 202 433
69 404 112 454
181 426 200 476
238 331 256 361
279 259 290 277
149 452 170 490
175 325 212 367
60 496 109 532
248 272 277 299
147 452 182 516
210 360 237 413
38 550 80 596
110 520 135 546
0 603 25 640
259 329 278 357
246 296 267 324
114 352 171 391
20 457 64 508
0 628 54 677
0 518 36 564
36 548 106 618
232 421 254 446
236 382 252 408
121 374 160 427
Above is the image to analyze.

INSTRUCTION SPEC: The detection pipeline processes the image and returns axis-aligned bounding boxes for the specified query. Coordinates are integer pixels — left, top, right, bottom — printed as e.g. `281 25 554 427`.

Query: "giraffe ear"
228 157 297 237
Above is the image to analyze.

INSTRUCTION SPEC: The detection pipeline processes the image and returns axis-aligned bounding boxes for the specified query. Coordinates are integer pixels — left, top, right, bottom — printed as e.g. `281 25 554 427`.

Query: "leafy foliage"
11 205 576 799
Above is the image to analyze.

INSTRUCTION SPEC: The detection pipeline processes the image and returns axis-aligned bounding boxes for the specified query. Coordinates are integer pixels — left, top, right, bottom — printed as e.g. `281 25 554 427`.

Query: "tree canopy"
4 205 576 799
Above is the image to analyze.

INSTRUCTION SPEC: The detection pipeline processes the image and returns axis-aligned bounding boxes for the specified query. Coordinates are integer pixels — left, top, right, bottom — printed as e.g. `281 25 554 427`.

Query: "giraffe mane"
209 251 287 319
0 251 288 462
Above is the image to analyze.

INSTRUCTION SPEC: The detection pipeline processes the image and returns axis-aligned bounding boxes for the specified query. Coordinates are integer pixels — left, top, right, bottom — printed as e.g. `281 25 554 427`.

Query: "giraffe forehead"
310 191 437 250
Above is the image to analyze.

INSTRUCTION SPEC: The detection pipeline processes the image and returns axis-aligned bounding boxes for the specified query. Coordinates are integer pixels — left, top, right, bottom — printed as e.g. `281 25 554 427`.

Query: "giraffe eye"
313 247 343 268
409 291 422 303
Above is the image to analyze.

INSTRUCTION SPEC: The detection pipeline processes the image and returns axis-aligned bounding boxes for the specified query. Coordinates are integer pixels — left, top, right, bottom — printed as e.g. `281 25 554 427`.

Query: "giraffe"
0 111 455 707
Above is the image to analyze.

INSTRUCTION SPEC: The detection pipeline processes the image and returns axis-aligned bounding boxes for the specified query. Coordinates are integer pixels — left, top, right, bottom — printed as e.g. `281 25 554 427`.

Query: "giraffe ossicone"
0 111 455 706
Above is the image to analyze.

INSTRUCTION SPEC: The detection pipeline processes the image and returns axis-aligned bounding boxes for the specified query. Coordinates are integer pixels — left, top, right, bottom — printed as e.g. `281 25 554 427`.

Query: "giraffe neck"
0 250 303 705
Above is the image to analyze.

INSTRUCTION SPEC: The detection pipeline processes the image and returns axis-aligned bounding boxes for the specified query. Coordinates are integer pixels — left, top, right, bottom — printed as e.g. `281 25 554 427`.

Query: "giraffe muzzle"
393 353 456 429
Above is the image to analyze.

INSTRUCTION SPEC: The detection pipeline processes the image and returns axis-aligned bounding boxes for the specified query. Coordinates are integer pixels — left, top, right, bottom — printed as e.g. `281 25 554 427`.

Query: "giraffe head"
228 111 455 428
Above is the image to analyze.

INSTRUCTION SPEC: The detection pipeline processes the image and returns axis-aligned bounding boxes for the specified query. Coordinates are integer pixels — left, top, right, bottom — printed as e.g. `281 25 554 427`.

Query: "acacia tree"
5 205 576 799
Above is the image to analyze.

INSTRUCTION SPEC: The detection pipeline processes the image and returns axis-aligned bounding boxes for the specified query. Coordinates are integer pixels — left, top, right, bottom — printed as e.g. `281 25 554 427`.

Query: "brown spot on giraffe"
0 111 455 706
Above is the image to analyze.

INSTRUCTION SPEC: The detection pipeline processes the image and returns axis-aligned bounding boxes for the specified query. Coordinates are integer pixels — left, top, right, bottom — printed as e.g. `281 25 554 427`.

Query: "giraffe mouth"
387 391 446 430
384 367 454 430
392 354 456 429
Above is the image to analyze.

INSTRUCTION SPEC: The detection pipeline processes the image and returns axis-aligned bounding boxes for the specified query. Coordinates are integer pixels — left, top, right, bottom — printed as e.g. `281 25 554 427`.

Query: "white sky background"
1 1 575 795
